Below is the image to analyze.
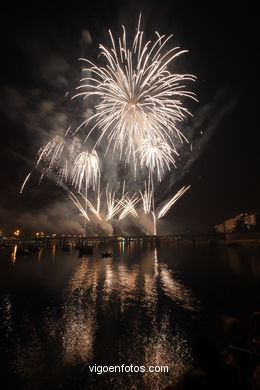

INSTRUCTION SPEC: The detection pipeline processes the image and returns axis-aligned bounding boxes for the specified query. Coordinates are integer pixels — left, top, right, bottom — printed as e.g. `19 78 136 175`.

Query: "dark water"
0 242 259 389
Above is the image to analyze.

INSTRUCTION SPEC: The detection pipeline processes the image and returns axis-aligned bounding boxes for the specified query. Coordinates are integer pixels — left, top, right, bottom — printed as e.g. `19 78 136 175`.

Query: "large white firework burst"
71 150 100 193
74 15 197 164
20 17 195 235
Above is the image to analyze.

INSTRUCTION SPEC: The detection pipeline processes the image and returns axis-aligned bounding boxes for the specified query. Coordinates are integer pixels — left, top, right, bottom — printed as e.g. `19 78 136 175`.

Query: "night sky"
0 1 259 234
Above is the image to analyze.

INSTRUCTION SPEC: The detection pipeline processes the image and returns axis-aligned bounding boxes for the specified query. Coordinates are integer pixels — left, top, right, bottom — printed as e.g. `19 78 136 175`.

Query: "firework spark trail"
20 172 32 194
140 182 153 215
36 136 65 171
106 185 118 221
138 135 177 219
96 185 101 215
152 211 157 236
56 136 82 185
148 186 190 235
73 16 197 166
20 136 66 191
71 150 100 233
118 193 140 221
20 134 80 193
105 183 127 221
76 192 102 220
71 150 100 192
157 185 191 219
138 136 177 182
57 159 69 185
68 191 90 222
137 135 178 231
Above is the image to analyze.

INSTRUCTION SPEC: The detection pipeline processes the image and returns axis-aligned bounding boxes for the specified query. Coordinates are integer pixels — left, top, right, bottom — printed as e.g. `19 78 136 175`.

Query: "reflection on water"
62 258 97 365
52 244 56 258
13 323 45 386
38 247 43 262
11 244 17 263
59 246 197 388
0 294 12 337
160 265 199 311
142 316 192 389
0 242 259 389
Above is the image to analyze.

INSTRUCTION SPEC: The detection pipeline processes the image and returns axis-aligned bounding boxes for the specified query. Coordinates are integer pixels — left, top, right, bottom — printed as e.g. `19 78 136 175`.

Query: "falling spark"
21 135 80 193
71 150 100 192
71 150 100 233
36 135 65 172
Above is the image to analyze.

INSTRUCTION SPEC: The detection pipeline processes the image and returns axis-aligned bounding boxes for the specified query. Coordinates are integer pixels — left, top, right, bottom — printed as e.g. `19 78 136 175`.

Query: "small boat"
101 252 112 258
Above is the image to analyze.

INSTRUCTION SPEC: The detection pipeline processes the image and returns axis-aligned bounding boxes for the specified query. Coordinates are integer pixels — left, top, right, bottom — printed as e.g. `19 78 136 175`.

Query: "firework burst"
20 17 196 235
71 150 100 193
73 15 197 165
138 136 177 182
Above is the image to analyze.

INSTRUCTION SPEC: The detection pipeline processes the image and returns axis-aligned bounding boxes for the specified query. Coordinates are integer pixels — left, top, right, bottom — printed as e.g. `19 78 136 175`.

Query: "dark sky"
0 1 259 234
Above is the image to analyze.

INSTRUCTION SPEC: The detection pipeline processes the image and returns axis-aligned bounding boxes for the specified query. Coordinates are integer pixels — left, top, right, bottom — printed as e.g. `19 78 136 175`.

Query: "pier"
1 233 225 246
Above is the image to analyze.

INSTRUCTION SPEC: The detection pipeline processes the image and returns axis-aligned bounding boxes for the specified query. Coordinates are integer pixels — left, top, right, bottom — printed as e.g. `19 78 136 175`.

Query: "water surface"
0 242 259 389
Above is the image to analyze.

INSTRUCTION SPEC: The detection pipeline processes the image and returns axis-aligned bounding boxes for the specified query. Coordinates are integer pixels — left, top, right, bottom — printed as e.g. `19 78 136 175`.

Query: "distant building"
214 212 257 233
